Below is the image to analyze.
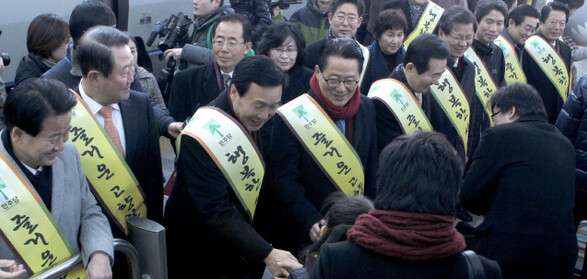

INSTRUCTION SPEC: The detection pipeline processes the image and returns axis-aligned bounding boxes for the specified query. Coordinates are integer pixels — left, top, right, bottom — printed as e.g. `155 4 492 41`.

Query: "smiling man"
271 38 378 252
472 0 507 86
522 2 572 124
371 34 449 152
501 4 539 59
168 14 252 123
164 56 297 279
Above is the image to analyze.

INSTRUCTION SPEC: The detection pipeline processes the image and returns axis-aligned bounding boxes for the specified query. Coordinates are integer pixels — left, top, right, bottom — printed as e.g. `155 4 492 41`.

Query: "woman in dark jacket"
312 132 502 279
360 9 407 94
15 14 70 86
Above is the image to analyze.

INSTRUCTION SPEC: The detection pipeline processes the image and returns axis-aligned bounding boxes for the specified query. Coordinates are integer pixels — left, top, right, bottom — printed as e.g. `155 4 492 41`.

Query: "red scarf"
310 73 361 143
347 210 466 261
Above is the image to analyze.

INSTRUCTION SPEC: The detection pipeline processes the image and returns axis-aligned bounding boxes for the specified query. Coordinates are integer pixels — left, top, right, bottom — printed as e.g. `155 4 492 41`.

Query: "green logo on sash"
204 120 224 138
294 105 310 122
391 89 407 110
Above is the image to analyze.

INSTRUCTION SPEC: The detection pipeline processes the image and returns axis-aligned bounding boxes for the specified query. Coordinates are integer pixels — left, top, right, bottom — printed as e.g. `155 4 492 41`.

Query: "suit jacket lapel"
50 156 65 223
119 98 137 164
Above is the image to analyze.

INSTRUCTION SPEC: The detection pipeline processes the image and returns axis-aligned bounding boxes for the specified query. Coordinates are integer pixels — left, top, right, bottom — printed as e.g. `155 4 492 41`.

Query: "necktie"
222 73 231 90
335 119 346 135
99 106 125 158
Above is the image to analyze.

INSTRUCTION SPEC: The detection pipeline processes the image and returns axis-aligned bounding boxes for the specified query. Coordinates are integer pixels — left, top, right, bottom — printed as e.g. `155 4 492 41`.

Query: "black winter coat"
312 240 502 279
522 35 572 124
164 91 273 278
360 40 405 95
14 53 51 86
471 39 506 87
462 115 577 279
269 89 378 246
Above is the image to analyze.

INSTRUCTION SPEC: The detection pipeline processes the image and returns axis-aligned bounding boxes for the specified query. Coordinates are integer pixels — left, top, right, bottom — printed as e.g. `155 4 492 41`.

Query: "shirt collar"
220 70 233 78
79 80 121 115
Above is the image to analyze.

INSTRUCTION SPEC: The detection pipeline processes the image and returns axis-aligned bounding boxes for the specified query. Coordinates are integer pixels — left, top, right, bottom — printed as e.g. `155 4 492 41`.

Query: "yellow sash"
367 78 433 133
0 152 86 278
180 107 265 221
277 94 365 196
524 35 570 102
464 48 498 126
68 90 147 235
404 1 444 47
494 35 527 84
358 41 370 87
429 69 470 154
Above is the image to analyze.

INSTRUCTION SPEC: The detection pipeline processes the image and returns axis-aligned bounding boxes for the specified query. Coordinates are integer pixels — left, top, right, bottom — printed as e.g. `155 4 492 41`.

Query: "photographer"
164 0 269 68
164 0 234 68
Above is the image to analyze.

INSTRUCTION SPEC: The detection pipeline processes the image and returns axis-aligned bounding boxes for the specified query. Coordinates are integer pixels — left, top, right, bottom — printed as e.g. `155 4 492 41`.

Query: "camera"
269 0 302 10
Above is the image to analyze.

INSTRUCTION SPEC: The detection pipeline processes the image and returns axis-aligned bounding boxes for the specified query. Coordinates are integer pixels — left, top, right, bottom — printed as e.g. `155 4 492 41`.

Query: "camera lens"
0 53 10 66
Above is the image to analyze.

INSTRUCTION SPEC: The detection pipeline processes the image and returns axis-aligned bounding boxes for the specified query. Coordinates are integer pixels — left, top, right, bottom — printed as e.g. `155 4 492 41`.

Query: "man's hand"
309 219 326 242
0 260 25 279
167 122 183 138
264 248 299 278
164 48 182 62
86 252 111 279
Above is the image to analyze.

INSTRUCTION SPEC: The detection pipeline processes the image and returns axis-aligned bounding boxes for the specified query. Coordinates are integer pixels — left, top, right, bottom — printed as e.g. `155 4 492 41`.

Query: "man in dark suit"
164 56 298 279
75 26 164 226
522 2 572 124
168 14 252 123
42 0 182 139
461 83 577 279
271 38 378 252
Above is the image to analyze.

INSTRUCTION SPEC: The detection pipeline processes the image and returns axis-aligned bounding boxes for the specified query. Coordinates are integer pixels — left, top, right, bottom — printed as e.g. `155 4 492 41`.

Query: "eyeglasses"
448 33 474 42
333 14 359 24
273 47 298 54
212 39 245 49
321 72 359 88
491 110 502 119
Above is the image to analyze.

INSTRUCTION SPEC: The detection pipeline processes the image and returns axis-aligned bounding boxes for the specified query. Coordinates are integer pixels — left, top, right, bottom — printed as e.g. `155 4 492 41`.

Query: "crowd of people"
0 0 586 278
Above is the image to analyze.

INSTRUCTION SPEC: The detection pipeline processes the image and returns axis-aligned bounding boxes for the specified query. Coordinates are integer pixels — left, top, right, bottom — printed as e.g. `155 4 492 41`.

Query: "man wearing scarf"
270 38 378 252
304 0 365 69
312 132 501 278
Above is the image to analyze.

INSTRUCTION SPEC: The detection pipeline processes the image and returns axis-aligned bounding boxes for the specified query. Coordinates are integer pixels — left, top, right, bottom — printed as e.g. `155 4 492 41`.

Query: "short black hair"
330 0 365 16
5 78 77 136
436 6 478 35
404 34 450 74
211 13 252 43
507 4 539 27
76 26 130 78
554 0 585 10
501 0 516 10
540 1 570 23
489 83 547 118
318 38 365 73
27 14 70 60
475 0 509 22
375 132 463 215
382 0 403 11
257 22 307 68
69 0 117 48
232 56 288 97
373 10 408 39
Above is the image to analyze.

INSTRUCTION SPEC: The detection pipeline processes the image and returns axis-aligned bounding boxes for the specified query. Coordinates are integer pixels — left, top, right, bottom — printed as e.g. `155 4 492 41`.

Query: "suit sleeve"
180 136 273 262
363 98 378 199
169 69 194 123
144 100 164 223
181 44 214 67
461 128 501 215
74 145 114 267
270 113 323 239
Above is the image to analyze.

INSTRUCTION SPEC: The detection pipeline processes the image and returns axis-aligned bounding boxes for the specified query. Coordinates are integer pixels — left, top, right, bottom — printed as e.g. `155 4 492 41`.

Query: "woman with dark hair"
258 22 314 104
360 9 408 94
15 14 70 85
312 132 502 279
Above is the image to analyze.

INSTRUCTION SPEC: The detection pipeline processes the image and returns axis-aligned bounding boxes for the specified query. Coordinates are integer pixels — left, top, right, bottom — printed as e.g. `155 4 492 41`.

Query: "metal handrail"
32 238 141 279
